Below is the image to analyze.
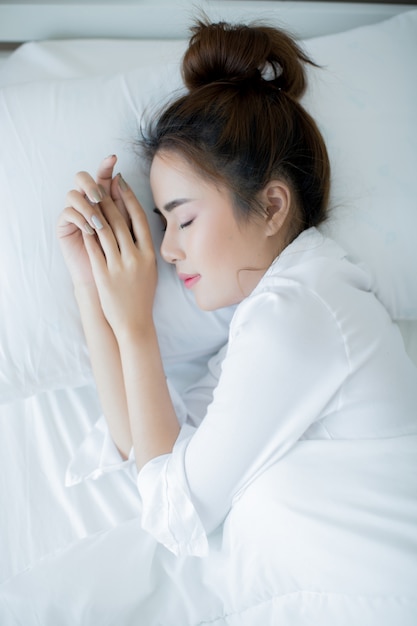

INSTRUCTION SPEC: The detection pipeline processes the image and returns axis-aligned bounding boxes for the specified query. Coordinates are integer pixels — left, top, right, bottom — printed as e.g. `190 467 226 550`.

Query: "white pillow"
0 59 233 402
303 9 417 320
0 38 188 87
1 10 416 402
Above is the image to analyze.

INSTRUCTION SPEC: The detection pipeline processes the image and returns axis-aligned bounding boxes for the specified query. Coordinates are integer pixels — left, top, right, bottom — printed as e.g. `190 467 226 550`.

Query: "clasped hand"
57 156 157 338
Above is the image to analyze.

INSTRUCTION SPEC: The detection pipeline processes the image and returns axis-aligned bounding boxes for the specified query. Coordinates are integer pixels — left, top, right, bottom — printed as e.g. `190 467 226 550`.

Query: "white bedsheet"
0 385 140 585
1 383 417 624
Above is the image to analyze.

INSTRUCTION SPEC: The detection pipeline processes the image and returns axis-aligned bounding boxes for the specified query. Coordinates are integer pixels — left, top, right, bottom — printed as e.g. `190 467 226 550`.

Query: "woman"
61 16 416 536
8 19 415 624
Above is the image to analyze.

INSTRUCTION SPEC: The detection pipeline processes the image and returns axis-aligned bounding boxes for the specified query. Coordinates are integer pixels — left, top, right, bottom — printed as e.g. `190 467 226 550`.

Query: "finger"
110 175 130 224
83 228 108 277
66 189 107 233
74 171 105 205
116 174 154 252
73 154 117 204
96 186 135 255
96 155 118 195
57 205 96 237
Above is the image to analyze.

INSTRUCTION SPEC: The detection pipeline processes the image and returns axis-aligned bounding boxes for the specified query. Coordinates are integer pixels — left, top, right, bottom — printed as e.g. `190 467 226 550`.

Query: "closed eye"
180 219 194 230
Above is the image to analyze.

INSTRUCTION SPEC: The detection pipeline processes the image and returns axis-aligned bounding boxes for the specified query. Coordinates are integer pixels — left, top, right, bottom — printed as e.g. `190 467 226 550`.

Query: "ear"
260 181 291 236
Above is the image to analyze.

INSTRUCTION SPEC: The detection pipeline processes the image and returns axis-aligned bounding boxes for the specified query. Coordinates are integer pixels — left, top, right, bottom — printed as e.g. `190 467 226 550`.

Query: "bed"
0 1 416 624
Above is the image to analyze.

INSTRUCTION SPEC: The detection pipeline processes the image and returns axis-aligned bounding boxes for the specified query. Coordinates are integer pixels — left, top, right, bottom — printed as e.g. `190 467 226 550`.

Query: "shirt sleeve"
136 286 350 556
137 423 207 557
181 343 228 428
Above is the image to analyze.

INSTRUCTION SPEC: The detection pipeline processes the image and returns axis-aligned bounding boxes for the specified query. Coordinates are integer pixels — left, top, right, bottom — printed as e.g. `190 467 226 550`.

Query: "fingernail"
89 188 103 203
105 154 117 159
91 215 103 230
98 184 107 197
117 173 129 191
84 223 95 235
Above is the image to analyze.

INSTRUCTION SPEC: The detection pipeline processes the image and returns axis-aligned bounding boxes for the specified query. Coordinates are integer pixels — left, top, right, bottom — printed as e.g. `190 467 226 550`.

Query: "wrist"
115 318 157 347
74 283 109 324
74 282 98 300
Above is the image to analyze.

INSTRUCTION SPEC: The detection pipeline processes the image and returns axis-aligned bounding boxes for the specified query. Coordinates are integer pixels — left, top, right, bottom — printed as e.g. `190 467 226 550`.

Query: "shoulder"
230 282 345 353
230 227 381 338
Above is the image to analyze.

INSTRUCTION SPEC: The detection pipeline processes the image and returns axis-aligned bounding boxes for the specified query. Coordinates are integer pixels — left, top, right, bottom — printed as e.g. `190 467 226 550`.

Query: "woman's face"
150 151 277 311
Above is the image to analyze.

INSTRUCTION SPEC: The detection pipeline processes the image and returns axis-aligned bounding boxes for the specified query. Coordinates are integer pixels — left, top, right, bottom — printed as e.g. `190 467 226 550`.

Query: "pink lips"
178 273 201 289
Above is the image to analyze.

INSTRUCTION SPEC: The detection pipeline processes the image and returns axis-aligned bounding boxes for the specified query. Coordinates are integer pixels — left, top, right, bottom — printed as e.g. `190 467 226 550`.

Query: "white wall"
0 1 411 43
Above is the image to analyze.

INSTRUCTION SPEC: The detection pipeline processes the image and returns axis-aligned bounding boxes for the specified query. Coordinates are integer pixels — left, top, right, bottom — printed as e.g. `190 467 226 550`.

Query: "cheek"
191 223 232 264
204 234 237 272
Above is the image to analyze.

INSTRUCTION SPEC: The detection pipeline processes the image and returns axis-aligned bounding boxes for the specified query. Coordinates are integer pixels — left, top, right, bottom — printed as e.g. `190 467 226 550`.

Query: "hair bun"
182 20 313 99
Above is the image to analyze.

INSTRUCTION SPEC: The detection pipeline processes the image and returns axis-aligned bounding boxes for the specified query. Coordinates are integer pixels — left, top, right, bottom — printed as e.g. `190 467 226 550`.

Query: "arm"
57 156 132 457
116 326 180 469
182 291 349 533
79 174 180 470
136 289 349 555
74 285 131 458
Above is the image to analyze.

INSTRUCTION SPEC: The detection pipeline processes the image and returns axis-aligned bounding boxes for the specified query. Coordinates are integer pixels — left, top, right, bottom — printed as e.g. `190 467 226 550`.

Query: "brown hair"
141 20 330 235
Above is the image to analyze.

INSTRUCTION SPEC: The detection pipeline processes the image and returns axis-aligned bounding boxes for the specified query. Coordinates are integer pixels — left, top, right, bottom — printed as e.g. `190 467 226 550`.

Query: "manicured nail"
83 223 95 235
91 215 103 230
105 154 117 159
117 173 129 191
98 184 107 197
89 188 103 203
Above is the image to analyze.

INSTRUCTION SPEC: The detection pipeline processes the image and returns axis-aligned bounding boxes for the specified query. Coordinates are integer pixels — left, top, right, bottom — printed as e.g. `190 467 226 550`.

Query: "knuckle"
66 188 79 204
62 205 73 217
74 170 89 182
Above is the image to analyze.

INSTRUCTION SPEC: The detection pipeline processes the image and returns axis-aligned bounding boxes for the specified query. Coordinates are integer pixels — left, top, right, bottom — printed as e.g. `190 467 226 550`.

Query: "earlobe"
261 181 291 236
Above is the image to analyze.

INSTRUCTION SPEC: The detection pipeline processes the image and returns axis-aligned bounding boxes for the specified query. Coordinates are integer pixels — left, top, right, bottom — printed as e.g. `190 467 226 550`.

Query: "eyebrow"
154 198 193 214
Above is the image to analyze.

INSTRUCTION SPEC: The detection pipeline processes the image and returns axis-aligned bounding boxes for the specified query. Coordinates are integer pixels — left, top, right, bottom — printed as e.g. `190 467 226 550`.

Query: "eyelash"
179 219 194 230
157 217 194 232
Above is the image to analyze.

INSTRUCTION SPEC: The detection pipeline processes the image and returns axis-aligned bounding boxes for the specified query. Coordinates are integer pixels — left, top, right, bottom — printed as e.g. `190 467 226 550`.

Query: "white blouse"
66 228 417 557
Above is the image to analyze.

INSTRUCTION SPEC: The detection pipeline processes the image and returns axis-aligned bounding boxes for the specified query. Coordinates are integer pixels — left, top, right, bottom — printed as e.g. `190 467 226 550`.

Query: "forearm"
75 284 132 458
67 169 177 468
116 324 180 471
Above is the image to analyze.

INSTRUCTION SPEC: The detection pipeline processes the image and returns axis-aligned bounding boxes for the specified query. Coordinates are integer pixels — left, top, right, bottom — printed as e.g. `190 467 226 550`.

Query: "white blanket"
1 384 416 625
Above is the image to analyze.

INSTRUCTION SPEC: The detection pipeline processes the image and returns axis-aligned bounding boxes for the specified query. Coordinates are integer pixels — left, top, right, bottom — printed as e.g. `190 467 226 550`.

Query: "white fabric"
1 406 417 624
303 9 417 320
0 385 141 586
1 380 417 625
0 39 188 87
398 319 417 367
68 229 417 558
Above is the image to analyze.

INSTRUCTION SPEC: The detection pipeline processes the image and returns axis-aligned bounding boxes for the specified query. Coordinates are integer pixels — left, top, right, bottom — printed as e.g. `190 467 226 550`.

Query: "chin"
195 299 218 312
195 293 241 312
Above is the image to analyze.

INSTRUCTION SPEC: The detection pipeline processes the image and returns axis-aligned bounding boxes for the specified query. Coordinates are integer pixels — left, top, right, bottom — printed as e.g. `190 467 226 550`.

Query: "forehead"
150 151 230 206
150 151 200 184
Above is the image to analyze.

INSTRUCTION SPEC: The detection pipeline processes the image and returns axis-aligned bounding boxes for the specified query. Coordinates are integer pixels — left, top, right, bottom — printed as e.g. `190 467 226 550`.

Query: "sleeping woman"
3 19 416 625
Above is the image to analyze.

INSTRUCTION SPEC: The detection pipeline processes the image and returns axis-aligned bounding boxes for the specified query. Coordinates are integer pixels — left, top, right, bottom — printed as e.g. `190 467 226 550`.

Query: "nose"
160 229 185 265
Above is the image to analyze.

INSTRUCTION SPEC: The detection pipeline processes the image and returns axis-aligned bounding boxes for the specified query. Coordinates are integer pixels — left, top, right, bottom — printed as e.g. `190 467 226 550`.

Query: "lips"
178 273 201 289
